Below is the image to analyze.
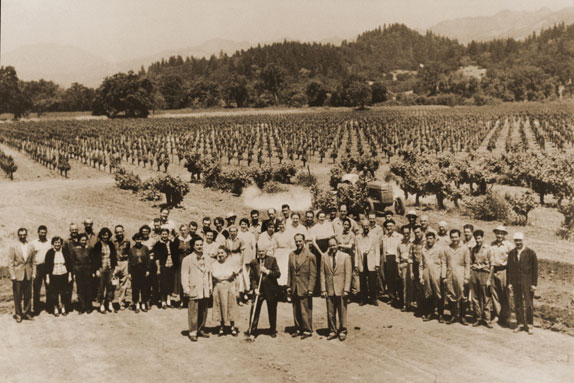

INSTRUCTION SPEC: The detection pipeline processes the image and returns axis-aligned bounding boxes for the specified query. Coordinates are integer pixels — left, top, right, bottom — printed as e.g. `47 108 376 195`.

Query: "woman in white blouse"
45 237 73 316
211 246 240 336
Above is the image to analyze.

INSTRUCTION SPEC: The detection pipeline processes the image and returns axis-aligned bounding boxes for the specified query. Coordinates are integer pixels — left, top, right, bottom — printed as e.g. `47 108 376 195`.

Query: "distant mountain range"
429 7 574 44
2 7 572 87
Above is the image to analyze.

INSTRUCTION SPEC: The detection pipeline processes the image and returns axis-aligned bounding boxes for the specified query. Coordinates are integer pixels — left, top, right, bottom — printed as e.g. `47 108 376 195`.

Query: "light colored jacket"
355 233 380 272
321 250 352 296
9 242 36 281
181 252 212 300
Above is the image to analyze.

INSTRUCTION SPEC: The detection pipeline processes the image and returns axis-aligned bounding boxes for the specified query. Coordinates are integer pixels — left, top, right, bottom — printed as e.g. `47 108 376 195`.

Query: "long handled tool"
247 268 264 337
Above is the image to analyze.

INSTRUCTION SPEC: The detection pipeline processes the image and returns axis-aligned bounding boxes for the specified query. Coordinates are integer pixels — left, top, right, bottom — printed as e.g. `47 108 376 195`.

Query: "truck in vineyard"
337 173 405 215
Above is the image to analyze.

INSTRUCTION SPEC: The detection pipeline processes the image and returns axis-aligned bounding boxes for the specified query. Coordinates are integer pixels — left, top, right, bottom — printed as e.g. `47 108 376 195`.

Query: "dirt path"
476 120 497 153
1 299 572 383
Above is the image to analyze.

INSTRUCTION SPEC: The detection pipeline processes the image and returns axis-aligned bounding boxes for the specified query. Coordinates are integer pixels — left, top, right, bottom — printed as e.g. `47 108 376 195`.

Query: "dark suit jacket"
287 247 317 296
153 240 179 268
45 247 74 275
92 241 118 270
249 256 281 301
507 247 538 290
321 250 352 296
8 242 36 281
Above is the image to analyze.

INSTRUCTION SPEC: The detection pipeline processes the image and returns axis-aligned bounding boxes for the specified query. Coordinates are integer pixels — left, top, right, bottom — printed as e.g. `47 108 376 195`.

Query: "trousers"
97 268 115 304
159 266 175 301
326 295 347 334
33 263 48 313
114 260 130 303
49 274 71 309
292 295 313 333
13 277 32 318
491 269 510 322
470 270 491 321
359 271 378 302
75 267 92 311
188 298 209 336
249 296 278 334
513 286 534 327
131 267 147 303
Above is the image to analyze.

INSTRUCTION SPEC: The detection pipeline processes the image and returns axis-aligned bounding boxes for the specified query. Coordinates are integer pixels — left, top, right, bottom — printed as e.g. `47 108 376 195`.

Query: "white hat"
438 220 448 228
226 212 236 219
493 225 508 234
406 209 417 217
513 232 524 240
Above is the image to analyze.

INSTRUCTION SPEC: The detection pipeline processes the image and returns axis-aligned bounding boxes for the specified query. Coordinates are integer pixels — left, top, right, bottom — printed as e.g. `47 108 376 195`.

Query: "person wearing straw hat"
489 225 514 326
406 210 418 236
507 232 538 335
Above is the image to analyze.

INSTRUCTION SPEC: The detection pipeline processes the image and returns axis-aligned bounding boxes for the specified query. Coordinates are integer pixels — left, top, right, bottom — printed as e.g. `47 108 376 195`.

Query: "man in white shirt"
31 225 51 316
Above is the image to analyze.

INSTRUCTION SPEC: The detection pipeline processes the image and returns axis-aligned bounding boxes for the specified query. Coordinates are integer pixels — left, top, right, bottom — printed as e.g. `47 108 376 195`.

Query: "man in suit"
507 232 538 335
355 221 380 306
9 228 36 322
287 233 317 339
321 237 352 341
247 248 281 341
181 238 213 342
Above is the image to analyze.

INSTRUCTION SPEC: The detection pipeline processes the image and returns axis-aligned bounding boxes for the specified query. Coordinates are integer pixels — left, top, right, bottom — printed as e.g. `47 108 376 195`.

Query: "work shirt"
382 231 403 256
113 238 131 261
397 240 412 265
31 239 51 264
489 240 514 267
471 244 492 272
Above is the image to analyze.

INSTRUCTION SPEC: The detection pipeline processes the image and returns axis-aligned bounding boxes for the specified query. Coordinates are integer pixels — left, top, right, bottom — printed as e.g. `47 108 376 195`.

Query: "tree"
93 71 153 118
345 80 372 108
0 66 31 119
222 75 250 107
306 81 328 107
259 63 285 104
22 79 62 116
371 81 388 103
158 74 188 109
61 83 95 111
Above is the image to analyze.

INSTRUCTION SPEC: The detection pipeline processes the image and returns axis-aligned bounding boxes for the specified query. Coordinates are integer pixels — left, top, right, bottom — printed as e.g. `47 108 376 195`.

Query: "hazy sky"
2 0 573 62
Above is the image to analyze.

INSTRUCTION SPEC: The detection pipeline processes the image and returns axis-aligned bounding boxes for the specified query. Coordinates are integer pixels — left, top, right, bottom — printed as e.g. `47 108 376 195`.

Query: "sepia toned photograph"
1 0 573 382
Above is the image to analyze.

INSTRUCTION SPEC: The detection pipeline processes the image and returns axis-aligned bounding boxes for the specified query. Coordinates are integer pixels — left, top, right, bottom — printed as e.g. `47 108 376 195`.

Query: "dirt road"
1 299 573 383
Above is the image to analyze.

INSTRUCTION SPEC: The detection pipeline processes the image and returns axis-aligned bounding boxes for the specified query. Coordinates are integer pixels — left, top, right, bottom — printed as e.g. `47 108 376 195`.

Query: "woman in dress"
45 236 73 316
173 224 194 308
309 210 335 295
237 218 256 303
273 219 292 287
225 226 247 305
211 246 240 336
203 230 220 261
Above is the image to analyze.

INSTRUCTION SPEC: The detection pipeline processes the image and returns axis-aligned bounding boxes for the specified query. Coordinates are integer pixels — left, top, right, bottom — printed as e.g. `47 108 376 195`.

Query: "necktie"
332 253 336 270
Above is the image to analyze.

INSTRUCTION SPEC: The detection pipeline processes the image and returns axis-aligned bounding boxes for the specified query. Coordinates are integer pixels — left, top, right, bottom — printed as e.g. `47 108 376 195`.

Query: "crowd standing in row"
8 204 538 341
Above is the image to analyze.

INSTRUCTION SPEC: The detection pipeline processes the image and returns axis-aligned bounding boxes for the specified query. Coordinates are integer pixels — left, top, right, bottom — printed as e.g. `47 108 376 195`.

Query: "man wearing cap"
406 210 418 235
444 229 471 325
225 212 237 227
507 232 537 335
489 225 514 326
436 221 450 248
419 232 446 323
470 230 493 327
382 210 395 234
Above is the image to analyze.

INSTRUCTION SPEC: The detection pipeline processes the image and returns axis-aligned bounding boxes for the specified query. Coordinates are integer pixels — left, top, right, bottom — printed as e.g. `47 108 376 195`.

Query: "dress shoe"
300 332 312 340
446 316 457 325
513 326 523 333
527 327 533 335
472 321 481 327
54 311 60 317
359 301 366 307
270 332 277 338
371 300 379 306
422 315 432 322
231 327 239 337
134 307 140 313
484 321 493 329
338 333 347 341
246 335 256 343
23 314 34 321
291 331 300 338
13 314 22 323
189 335 198 342
142 304 148 312
460 317 468 326
327 332 338 340
200 332 211 338
438 315 445 324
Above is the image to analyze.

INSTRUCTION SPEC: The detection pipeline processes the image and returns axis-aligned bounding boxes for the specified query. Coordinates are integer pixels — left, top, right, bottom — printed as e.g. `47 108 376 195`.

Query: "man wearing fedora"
489 225 514 326
507 232 538 335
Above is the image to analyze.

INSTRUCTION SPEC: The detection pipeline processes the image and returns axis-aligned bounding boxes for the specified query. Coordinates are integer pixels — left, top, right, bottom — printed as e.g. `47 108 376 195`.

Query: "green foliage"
464 190 511 222
0 66 31 119
505 191 538 226
114 167 142 193
294 170 317 188
0 150 17 180
93 71 153 118
142 175 190 207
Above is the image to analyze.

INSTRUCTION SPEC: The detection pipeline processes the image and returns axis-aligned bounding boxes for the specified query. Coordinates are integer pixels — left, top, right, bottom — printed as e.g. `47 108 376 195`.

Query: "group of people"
8 203 539 342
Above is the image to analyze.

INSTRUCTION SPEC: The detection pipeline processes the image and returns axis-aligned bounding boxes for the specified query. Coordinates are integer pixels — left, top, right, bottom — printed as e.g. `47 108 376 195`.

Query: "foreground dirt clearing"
1 299 573 383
